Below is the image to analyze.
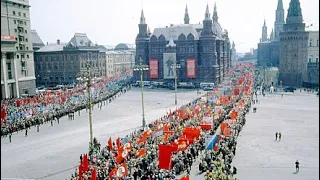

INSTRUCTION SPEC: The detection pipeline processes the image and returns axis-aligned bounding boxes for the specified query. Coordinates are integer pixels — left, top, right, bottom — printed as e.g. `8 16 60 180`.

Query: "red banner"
186 59 196 78
149 59 158 78
158 145 175 169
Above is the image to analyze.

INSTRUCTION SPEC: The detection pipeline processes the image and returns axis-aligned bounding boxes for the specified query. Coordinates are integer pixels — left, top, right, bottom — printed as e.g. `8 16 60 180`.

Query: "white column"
1 52 9 98
12 54 20 98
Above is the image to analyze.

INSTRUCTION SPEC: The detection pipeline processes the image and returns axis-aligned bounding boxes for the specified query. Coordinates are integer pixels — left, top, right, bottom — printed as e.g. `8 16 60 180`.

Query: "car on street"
283 86 296 92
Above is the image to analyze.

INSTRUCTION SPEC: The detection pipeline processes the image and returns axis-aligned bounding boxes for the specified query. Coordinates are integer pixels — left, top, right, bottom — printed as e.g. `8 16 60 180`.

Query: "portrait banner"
186 58 196 78
149 59 159 78
163 53 176 79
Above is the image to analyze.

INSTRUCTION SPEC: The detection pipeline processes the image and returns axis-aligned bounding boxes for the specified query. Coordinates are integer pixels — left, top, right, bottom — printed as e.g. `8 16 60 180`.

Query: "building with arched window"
134 4 232 87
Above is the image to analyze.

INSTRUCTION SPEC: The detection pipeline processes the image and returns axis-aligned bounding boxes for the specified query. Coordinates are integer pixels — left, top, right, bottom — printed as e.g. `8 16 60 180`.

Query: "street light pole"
171 63 181 105
86 64 94 144
77 64 94 145
133 57 149 129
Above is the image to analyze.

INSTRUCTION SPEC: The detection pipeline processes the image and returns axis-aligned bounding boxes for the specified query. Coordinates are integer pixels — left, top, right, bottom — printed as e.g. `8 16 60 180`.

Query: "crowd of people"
70 64 255 180
1 76 132 137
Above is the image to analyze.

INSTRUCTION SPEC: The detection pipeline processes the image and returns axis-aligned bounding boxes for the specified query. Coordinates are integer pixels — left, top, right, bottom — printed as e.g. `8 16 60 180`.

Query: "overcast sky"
30 0 319 53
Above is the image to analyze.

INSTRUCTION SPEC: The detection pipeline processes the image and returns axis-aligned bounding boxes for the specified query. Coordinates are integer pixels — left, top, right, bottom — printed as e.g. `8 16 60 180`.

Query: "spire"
204 4 211 21
147 27 151 35
277 0 283 10
184 4 190 24
261 19 268 42
232 41 235 48
140 9 146 24
286 0 303 24
270 28 274 40
212 2 218 23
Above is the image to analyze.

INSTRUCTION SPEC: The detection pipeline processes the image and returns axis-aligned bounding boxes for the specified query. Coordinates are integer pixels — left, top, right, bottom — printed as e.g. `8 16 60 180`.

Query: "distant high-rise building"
1 0 36 99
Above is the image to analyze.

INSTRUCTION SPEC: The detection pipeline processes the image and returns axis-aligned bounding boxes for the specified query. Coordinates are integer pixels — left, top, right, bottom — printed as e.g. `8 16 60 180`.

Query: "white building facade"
105 43 135 78
1 0 36 99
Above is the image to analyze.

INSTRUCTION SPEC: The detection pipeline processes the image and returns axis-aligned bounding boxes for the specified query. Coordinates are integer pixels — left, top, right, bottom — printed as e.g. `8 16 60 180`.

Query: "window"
317 39 319 47
24 21 26 25
26 47 28 50
27 55 29 58
18 12 21 16
16 47 18 50
23 13 26 17
7 62 12 79
14 29 17 33
309 39 312 47
16 55 19 59
13 11 15 15
316 58 319 63
15 37 17 41
26 38 28 42
25 30 27 33
14 20 16 24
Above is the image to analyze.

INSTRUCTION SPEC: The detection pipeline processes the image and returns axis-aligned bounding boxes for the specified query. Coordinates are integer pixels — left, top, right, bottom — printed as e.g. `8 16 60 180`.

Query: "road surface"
1 88 202 180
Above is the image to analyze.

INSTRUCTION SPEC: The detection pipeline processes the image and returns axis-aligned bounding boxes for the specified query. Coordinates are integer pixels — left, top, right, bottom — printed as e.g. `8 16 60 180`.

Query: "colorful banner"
163 53 176 79
149 59 159 78
186 58 196 78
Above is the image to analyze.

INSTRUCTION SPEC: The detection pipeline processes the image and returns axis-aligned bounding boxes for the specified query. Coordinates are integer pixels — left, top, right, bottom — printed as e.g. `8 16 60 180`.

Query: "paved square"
232 92 319 180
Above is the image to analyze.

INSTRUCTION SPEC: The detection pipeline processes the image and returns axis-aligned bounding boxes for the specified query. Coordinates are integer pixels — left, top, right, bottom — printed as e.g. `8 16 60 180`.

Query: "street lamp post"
133 57 149 129
77 63 94 145
171 63 181 105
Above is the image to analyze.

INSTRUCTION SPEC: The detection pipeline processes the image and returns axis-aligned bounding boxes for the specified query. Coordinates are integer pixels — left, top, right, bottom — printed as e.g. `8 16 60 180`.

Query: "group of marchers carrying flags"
73 63 255 180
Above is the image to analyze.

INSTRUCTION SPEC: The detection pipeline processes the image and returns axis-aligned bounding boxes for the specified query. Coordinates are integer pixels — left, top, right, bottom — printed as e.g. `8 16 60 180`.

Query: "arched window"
158 35 166 41
178 33 186 41
150 35 157 42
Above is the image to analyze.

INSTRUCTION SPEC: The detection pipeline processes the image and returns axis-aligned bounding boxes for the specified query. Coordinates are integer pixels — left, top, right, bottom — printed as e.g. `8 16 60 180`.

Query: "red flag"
16 100 21 107
116 147 129 164
180 176 190 180
78 164 83 180
158 145 175 169
82 154 89 172
108 137 113 151
91 168 97 180
136 148 146 158
116 137 121 148
230 111 238 120
200 124 212 131
109 162 128 178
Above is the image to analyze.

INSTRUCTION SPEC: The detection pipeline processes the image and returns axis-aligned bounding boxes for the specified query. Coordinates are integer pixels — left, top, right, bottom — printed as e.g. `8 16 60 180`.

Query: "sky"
29 0 319 53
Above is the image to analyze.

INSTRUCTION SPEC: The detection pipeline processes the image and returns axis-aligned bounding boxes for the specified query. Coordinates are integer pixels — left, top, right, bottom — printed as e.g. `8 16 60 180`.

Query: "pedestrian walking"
9 133 12 143
25 129 28 137
80 154 83 163
51 120 53 126
295 160 299 172
78 110 81 116
275 132 278 141
37 125 39 132
278 132 281 141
